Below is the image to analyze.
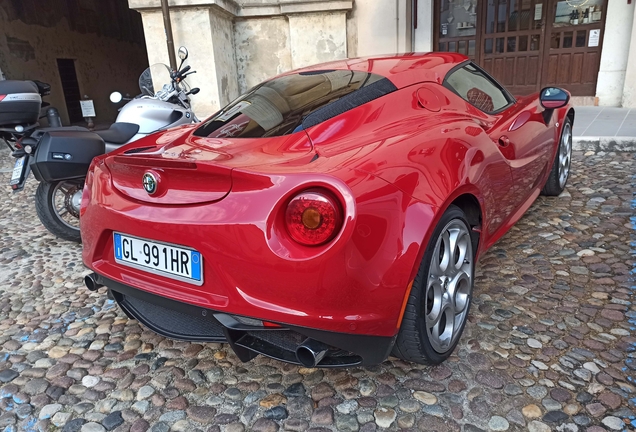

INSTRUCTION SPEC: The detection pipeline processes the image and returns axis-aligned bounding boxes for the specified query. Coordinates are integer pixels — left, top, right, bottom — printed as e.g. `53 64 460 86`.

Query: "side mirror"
540 87 569 109
110 92 123 104
178 46 188 60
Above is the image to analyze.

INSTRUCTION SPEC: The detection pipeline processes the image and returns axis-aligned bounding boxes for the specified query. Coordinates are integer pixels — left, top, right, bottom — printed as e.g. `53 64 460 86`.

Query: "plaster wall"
210 11 240 107
288 12 347 69
353 0 399 56
234 17 291 94
0 6 147 125
596 1 634 106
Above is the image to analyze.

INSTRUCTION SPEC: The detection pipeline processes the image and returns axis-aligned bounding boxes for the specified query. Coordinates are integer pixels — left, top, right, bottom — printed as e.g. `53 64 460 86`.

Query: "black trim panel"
302 77 398 129
96 274 396 366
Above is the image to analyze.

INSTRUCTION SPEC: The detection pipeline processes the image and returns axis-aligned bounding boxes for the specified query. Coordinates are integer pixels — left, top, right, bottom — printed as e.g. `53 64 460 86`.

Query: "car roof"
289 52 469 89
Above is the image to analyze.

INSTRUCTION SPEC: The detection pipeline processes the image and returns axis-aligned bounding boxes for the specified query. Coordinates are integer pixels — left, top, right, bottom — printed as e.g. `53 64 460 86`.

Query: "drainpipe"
161 0 177 70
396 0 400 53
396 0 414 53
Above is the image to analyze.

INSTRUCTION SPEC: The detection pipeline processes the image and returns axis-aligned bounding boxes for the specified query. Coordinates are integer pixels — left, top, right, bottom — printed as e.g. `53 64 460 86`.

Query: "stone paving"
0 146 634 432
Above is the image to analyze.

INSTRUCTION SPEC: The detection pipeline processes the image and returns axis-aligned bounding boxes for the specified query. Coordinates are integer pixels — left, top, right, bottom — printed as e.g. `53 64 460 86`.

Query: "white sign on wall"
534 3 543 20
80 100 96 117
588 29 600 47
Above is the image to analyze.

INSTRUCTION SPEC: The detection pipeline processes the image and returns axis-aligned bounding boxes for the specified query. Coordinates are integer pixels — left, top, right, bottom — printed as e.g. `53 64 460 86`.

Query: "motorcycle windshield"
138 64 172 97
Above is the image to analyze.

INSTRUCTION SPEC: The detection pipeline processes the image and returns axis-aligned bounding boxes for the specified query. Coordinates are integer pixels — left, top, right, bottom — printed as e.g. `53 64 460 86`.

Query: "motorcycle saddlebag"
31 131 105 183
0 80 42 127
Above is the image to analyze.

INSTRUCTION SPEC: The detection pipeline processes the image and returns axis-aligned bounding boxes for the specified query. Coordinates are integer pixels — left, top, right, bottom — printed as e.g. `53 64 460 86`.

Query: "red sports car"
81 53 573 367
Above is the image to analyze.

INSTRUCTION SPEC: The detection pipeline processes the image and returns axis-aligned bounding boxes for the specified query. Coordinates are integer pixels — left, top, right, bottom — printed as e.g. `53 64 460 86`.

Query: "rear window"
194 70 395 139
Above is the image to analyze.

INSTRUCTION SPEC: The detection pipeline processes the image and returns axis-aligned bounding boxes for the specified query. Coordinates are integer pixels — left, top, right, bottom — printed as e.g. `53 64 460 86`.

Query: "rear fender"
404 184 485 285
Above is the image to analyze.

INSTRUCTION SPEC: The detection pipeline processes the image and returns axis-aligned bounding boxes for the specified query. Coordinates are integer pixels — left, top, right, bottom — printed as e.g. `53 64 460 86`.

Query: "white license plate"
10 156 26 184
113 233 203 285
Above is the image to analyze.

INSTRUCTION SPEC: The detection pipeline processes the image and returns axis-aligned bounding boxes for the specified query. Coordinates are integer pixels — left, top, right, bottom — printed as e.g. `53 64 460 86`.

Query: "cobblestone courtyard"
0 148 634 432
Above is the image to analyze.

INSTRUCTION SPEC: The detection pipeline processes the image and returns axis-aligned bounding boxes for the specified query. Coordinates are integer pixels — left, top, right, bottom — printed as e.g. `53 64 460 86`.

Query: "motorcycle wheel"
35 179 83 243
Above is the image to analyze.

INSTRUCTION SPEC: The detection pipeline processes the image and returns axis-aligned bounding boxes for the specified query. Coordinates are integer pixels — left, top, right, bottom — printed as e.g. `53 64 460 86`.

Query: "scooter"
1 46 199 243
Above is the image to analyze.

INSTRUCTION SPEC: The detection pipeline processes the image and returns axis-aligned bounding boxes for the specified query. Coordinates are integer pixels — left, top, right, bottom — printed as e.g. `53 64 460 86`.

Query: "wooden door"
434 0 481 61
541 0 607 96
479 0 547 96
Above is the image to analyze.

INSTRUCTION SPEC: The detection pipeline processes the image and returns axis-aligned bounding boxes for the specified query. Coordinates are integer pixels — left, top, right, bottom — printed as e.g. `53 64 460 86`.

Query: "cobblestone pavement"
0 147 634 432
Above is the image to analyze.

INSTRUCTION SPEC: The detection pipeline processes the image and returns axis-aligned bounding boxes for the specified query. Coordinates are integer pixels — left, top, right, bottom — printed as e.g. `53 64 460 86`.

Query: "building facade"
0 0 148 125
129 0 636 118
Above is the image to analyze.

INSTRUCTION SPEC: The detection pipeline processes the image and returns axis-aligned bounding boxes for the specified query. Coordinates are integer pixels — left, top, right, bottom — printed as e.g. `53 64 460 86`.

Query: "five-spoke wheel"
393 205 476 364
542 116 573 196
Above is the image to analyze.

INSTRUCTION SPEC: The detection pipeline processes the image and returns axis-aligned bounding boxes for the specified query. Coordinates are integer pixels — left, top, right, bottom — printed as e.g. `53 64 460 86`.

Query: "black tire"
541 116 572 196
392 205 476 365
35 180 83 243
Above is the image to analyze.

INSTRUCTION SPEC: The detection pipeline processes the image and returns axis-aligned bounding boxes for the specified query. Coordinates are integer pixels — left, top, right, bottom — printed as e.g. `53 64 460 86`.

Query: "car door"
442 63 518 236
444 62 553 214
488 98 555 209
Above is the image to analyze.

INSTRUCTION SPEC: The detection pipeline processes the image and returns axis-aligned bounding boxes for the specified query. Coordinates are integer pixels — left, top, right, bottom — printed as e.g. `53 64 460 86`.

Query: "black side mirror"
540 87 569 109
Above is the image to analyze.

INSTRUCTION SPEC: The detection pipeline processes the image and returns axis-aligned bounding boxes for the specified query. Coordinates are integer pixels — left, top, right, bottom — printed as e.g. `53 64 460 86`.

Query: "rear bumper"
99 274 395 366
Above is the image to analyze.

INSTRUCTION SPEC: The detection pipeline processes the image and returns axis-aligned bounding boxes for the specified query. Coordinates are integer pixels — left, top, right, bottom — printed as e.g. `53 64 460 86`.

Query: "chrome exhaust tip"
296 338 329 367
84 273 104 292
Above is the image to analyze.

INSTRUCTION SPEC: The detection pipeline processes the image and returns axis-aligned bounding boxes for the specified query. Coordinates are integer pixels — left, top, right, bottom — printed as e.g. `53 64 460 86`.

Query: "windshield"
193 70 392 139
138 64 172 97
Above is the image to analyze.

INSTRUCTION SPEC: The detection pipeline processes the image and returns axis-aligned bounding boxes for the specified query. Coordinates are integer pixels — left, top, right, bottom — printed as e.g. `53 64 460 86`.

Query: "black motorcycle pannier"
0 80 42 126
31 131 105 183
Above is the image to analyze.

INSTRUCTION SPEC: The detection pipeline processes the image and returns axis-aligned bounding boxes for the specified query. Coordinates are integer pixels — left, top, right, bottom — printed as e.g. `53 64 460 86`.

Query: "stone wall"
0 0 148 125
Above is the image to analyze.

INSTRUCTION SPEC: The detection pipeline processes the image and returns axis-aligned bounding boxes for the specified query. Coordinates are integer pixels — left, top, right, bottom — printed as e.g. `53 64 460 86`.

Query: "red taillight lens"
285 190 343 246
0 95 6 102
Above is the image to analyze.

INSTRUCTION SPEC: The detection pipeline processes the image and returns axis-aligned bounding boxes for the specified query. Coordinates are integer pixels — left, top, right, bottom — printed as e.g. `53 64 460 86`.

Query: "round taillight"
285 190 343 246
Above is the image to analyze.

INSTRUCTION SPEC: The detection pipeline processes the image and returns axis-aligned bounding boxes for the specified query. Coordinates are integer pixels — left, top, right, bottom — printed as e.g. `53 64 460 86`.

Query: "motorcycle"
0 47 199 243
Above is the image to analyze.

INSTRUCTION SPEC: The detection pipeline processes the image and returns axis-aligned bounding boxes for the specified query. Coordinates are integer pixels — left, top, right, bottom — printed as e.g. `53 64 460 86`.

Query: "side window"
444 63 513 113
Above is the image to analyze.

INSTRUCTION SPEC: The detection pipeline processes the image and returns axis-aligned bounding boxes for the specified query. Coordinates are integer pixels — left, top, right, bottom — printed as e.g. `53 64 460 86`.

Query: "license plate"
113 233 203 285
10 156 26 185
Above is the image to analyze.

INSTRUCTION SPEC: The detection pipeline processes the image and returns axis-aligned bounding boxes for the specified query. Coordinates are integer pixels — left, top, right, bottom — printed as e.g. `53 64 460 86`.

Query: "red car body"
81 53 573 366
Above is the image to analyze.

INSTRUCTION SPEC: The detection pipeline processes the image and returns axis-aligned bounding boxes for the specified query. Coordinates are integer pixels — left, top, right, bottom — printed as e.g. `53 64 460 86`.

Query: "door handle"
498 136 511 147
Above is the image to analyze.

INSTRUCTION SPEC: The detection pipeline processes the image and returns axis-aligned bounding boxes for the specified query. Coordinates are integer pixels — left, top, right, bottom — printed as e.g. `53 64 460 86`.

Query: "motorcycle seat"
95 122 140 145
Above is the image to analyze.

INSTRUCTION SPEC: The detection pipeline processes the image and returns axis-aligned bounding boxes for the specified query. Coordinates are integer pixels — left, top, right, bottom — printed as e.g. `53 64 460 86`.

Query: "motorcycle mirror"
110 92 123 104
190 88 200 95
178 46 188 61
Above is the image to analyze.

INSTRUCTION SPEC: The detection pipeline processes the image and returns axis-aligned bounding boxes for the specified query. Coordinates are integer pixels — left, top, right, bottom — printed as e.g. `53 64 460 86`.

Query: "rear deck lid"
105 127 314 205
106 151 233 205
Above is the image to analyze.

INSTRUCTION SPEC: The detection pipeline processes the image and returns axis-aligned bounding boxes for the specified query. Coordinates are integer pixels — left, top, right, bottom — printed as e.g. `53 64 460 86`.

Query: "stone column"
130 1 240 117
622 7 636 108
413 0 434 52
596 1 634 106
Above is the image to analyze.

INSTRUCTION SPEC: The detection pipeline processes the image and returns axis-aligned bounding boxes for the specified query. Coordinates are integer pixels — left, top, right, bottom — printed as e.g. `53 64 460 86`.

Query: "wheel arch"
449 193 483 254
403 187 485 292
566 107 575 125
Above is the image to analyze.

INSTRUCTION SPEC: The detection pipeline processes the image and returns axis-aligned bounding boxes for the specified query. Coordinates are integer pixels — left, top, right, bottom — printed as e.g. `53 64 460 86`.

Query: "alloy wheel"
424 219 474 354
558 122 572 189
